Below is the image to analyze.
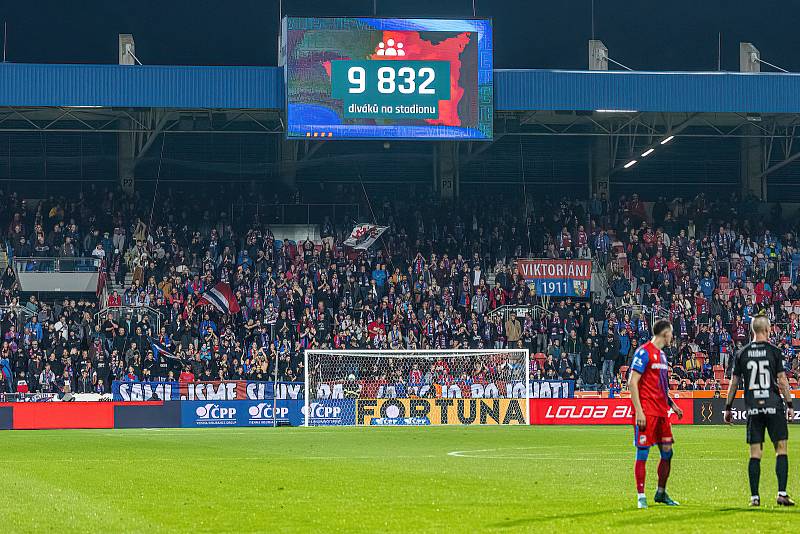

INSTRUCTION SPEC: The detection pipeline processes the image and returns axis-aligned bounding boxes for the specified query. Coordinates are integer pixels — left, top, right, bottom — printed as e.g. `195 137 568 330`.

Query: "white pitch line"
0 454 440 463
447 447 743 460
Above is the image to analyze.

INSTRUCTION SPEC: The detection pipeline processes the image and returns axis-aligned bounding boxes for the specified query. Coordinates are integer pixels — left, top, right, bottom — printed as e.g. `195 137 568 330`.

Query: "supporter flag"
344 223 388 250
198 282 241 314
148 337 181 361
96 259 107 298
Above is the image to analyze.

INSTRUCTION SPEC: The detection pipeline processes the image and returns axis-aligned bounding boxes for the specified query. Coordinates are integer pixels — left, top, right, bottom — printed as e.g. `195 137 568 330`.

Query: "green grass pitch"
0 425 795 533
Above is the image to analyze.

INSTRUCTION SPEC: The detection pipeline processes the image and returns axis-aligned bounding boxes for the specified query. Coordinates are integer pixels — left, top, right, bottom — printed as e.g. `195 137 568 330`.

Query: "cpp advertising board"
180 399 303 428
282 17 493 140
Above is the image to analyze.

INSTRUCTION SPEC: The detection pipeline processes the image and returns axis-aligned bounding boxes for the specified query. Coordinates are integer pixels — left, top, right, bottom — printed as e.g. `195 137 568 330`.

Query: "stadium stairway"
105 272 133 300
592 257 609 301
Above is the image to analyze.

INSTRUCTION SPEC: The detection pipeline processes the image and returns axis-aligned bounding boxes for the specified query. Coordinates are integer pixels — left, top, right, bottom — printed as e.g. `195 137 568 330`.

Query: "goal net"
303 349 530 426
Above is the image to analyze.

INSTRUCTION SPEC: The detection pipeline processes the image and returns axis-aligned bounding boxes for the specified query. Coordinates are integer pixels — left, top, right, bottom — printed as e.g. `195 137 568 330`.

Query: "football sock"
776 454 788 494
657 448 673 491
635 447 649 494
748 458 761 497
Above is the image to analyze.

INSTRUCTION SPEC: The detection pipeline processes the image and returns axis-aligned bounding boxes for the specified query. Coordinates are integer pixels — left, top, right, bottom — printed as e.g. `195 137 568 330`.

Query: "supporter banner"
693 398 800 425
180 399 302 428
531 380 574 398
517 259 592 298
303 399 356 426
317 380 553 399
529 398 694 425
0 392 57 402
113 381 180 401
344 224 388 250
113 381 305 402
356 398 526 426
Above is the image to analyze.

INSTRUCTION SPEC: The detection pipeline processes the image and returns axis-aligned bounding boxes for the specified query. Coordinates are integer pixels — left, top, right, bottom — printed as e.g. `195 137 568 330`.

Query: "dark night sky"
2 0 800 71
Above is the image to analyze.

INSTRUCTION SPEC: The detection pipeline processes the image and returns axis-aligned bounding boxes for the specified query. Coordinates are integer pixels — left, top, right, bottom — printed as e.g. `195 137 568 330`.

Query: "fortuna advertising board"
356 398 526 426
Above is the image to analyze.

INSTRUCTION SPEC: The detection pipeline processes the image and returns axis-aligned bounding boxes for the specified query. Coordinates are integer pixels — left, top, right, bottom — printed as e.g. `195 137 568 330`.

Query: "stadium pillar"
590 135 611 198
279 140 298 191
740 126 765 200
118 35 137 194
118 119 135 195
434 142 459 199
739 45 764 200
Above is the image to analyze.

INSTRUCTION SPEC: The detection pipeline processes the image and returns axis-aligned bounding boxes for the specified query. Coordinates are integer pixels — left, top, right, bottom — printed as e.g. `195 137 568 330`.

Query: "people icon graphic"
376 39 405 57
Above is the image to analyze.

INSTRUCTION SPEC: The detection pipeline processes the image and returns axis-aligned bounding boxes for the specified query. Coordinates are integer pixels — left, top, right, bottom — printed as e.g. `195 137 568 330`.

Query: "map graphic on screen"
282 17 493 140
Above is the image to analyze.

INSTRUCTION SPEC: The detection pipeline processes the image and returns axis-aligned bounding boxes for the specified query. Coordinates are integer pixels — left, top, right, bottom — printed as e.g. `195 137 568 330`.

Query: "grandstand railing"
95 305 163 334
0 304 36 332
230 202 360 226
487 304 550 322
613 303 670 330
13 257 102 273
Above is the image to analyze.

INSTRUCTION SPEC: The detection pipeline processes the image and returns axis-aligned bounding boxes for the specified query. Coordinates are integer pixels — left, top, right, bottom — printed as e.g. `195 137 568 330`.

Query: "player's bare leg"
749 443 762 506
774 440 794 506
653 443 679 506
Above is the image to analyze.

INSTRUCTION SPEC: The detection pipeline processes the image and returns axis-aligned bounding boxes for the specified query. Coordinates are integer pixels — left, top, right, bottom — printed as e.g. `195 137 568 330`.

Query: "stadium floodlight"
624 160 637 169
640 148 655 157
304 349 530 427
660 135 674 145
595 109 638 113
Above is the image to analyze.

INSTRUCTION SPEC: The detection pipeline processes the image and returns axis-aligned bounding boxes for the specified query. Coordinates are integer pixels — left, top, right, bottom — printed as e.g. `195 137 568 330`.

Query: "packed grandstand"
1 184 798 396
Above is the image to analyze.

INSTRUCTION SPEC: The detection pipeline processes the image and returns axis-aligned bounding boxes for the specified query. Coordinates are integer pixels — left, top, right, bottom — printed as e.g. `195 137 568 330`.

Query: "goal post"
303 349 530 426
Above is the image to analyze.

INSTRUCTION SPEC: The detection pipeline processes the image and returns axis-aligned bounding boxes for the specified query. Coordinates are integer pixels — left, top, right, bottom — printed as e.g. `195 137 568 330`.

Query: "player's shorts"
633 415 673 447
746 411 789 444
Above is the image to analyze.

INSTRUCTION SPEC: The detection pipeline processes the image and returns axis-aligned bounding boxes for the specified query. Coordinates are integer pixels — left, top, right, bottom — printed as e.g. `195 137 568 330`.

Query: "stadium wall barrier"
114 401 182 428
529 398 695 425
0 406 12 430
0 401 172 430
5 398 796 429
12 401 116 429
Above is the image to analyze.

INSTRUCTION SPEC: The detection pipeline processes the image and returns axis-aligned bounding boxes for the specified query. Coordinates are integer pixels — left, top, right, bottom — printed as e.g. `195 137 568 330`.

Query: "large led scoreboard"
281 17 493 140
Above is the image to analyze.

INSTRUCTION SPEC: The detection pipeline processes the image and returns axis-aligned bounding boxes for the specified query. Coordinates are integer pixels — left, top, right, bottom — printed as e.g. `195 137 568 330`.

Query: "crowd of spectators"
0 184 799 396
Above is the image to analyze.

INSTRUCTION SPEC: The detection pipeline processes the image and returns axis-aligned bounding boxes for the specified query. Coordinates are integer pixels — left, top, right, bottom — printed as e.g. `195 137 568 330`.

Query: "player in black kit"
724 315 795 507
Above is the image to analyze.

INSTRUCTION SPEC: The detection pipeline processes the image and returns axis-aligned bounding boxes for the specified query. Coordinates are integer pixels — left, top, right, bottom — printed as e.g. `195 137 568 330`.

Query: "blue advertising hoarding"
302 399 356 426
180 399 304 428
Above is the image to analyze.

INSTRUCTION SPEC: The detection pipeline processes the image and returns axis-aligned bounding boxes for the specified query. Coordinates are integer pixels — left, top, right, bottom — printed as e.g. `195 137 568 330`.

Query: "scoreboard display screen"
282 17 493 140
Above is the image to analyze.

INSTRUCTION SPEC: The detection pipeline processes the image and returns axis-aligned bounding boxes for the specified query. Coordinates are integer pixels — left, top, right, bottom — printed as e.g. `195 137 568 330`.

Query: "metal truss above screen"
3 63 800 114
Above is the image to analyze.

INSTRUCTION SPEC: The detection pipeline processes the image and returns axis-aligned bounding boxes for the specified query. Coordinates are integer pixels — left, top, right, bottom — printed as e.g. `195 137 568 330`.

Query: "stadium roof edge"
3 62 800 114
